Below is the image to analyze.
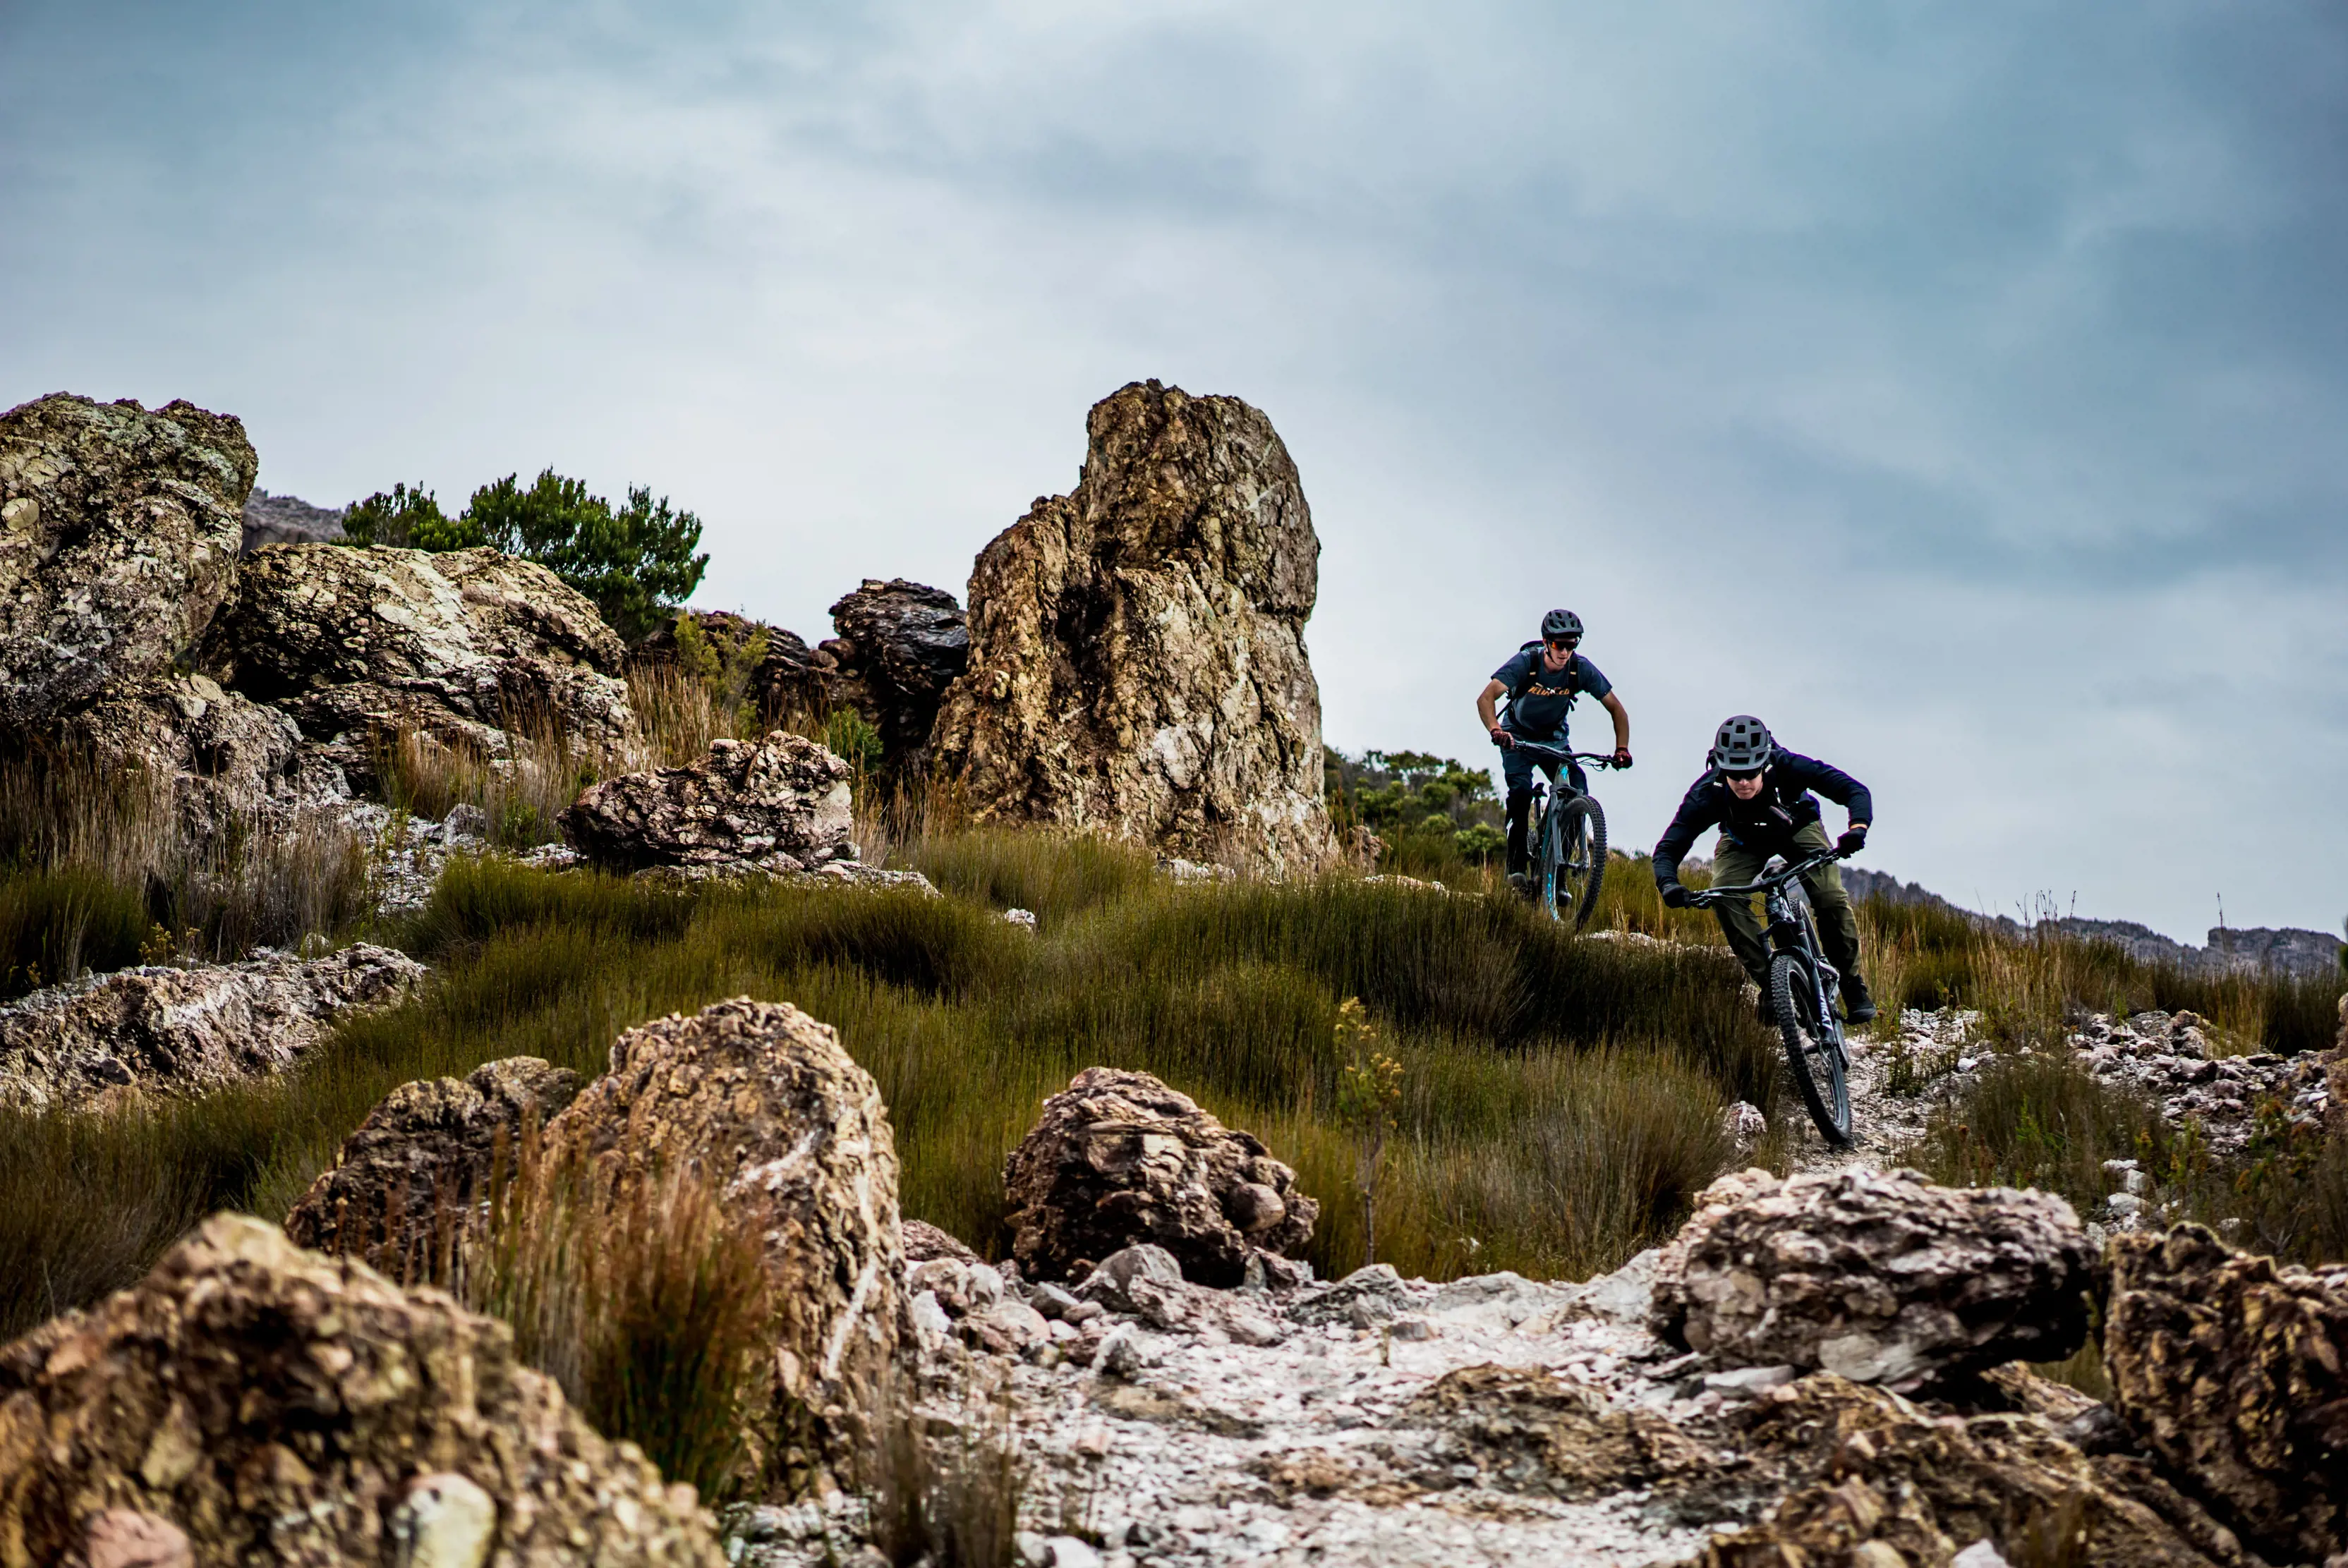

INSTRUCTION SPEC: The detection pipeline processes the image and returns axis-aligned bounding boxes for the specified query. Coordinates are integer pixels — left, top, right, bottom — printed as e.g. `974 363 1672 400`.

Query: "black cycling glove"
1659 882 1692 908
1834 827 1868 856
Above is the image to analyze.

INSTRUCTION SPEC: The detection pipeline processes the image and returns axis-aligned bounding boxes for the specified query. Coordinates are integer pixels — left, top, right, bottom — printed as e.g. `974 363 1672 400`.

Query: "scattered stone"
1721 1100 1767 1155
930 380 1336 872
540 997 907 1492
559 730 857 876
904 1217 982 1264
0 944 426 1114
0 393 253 724
0 1213 723 1565
2104 1223 2347 1565
1075 1243 1189 1315
823 578 970 774
1652 1167 2096 1387
198 542 636 791
283 1055 583 1274
1003 1066 1319 1286
1003 906 1039 930
1398 1363 1707 1500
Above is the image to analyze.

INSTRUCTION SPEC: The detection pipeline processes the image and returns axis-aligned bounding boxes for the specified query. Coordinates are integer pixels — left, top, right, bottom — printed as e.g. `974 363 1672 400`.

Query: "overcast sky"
6 1 2343 941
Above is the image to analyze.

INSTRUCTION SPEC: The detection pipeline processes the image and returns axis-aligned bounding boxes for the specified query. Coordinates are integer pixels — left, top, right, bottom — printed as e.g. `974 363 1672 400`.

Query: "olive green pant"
1709 821 1863 992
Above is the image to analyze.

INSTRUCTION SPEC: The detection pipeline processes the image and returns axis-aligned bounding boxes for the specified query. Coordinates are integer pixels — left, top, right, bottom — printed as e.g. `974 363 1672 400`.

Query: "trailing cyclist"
1476 609 1632 897
1652 715 1877 1023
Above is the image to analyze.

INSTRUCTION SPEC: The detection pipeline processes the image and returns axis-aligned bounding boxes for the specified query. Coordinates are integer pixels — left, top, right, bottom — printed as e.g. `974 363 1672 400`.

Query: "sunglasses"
1723 767 1763 782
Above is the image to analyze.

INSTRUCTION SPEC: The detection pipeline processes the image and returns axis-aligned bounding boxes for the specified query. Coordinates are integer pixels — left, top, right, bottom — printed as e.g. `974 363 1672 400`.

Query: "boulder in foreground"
929 380 1335 871
0 1213 723 1566
0 393 254 727
559 731 856 876
2105 1223 2347 1566
1651 1167 2095 1387
284 1056 584 1275
1003 1066 1319 1287
540 997 907 1494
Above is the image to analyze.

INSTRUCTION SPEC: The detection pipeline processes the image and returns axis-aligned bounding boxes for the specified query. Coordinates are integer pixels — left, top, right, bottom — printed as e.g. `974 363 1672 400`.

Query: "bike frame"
1695 847 1847 1027
1501 741 1619 928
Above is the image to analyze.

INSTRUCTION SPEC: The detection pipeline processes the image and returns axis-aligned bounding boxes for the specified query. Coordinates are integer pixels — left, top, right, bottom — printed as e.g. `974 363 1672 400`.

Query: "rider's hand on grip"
1659 881 1692 908
1489 727 1513 748
1612 748 1632 768
1834 827 1868 857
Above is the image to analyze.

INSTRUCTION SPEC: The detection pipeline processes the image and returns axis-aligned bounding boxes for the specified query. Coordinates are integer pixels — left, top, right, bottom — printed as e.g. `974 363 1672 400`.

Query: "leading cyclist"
1652 715 1877 1023
1476 609 1633 897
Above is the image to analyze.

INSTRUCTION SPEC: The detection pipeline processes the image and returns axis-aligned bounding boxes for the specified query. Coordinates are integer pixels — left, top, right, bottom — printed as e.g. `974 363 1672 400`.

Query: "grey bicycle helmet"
1710 715 1774 772
1540 608 1583 641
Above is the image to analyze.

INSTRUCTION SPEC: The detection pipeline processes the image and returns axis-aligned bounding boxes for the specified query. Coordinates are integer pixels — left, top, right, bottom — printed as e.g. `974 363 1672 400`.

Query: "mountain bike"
1686 846 1856 1147
1499 741 1620 932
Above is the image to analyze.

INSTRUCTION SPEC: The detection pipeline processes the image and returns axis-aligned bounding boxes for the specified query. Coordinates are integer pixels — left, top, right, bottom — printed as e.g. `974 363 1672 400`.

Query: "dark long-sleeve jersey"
1652 748 1873 886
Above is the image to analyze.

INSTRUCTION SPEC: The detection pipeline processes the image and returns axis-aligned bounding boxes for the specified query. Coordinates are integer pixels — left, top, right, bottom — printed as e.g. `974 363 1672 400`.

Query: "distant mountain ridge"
1841 865 2342 978
240 488 344 552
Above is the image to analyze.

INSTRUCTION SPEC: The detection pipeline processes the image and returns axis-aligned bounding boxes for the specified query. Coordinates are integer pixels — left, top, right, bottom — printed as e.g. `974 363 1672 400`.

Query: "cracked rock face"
930 380 1335 872
823 578 969 774
2104 1223 2347 1566
0 394 255 727
541 997 908 1493
284 1056 584 1277
1651 1167 2095 1387
559 730 855 875
197 542 636 789
67 671 349 840
0 944 426 1114
1003 1066 1319 1288
0 1213 724 1567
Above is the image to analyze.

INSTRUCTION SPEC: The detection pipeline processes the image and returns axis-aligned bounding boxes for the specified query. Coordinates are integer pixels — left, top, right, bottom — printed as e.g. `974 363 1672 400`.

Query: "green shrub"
341 482 485 549
466 470 708 643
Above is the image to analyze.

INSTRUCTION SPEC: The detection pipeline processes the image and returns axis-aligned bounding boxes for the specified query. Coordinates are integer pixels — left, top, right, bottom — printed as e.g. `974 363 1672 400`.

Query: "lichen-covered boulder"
930 381 1335 871
0 394 254 725
558 731 855 876
67 671 349 839
1651 1167 2096 1387
284 1057 584 1277
823 578 969 773
0 944 425 1114
196 542 636 789
2104 1224 2347 1566
540 997 907 1493
1003 1066 1319 1287
0 1213 724 1567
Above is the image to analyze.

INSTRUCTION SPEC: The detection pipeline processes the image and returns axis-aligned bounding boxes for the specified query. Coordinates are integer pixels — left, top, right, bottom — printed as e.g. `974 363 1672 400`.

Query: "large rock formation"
929 381 1333 870
0 944 426 1114
0 394 255 726
284 1057 584 1278
1002 1066 1319 1287
2104 1224 2347 1565
0 1213 724 1566
1651 1167 2096 1387
559 731 856 877
197 542 636 789
822 578 969 774
540 998 907 1493
68 671 349 840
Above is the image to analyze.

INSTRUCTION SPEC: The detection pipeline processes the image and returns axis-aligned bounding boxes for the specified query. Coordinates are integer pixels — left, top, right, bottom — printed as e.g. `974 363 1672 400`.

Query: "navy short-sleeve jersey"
1492 647 1611 740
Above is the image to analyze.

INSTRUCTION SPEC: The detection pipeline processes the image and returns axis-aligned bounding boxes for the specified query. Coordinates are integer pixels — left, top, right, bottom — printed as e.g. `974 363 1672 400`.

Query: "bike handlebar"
1492 738 1625 767
1684 846 1851 905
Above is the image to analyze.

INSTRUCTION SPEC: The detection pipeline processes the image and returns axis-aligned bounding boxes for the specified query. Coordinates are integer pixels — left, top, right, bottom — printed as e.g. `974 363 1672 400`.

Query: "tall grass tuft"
0 867 150 999
468 1134 775 1504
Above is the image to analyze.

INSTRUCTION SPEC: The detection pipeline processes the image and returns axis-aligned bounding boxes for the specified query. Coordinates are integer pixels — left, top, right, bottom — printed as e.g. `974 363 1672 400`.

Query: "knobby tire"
1556 796 1606 933
1770 951 1853 1147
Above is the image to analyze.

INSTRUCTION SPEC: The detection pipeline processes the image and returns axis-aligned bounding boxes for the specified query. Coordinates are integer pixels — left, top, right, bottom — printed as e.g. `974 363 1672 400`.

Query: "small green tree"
1335 997 1405 1268
670 611 770 736
466 470 709 643
341 482 485 549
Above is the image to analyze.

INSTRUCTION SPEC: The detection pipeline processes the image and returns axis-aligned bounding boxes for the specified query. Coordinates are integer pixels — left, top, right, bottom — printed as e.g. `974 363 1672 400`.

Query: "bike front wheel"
1555 796 1606 933
1770 952 1853 1147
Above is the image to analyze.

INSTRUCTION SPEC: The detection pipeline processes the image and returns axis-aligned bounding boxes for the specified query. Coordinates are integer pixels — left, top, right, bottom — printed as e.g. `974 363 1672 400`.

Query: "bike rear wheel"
1555 796 1606 932
1770 952 1853 1146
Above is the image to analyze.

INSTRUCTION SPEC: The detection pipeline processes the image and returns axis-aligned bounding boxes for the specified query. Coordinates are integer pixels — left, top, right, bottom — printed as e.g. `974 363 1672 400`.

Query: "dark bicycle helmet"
1710 715 1774 772
1540 608 1583 641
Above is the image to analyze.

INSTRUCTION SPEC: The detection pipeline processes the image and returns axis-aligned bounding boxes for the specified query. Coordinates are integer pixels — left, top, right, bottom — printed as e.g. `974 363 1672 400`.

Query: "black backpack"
1503 640 1581 716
